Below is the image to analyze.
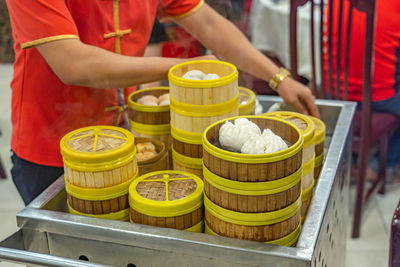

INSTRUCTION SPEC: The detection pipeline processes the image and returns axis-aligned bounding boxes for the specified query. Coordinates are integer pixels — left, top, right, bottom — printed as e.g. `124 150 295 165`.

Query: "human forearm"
175 4 280 82
36 39 185 89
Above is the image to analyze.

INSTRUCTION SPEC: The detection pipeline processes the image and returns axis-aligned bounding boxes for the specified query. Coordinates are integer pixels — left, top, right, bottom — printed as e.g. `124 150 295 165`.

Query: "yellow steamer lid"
60 126 136 172
127 87 170 113
238 87 256 115
264 111 315 149
129 171 204 217
309 116 326 145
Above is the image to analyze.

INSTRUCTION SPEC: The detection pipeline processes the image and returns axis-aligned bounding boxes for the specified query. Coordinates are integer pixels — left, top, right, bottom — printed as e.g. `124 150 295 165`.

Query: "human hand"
276 77 320 118
191 54 219 61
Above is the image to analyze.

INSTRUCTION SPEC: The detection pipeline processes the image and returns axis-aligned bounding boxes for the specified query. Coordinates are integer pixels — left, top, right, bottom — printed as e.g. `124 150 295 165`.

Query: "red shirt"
6 0 203 167
323 0 400 101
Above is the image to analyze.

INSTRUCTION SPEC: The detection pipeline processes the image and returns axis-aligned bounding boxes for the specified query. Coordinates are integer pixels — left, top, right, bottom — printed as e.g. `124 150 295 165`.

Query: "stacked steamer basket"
129 170 204 232
168 60 239 179
202 116 303 246
60 126 138 221
264 111 316 223
127 87 172 168
238 87 256 116
309 116 326 181
135 137 168 176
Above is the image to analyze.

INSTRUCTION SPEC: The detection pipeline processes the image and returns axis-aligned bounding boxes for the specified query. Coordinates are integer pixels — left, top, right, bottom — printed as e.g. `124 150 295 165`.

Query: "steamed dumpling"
137 95 158 105
182 70 206 80
203 73 220 80
262 128 288 153
241 134 267 154
234 118 261 136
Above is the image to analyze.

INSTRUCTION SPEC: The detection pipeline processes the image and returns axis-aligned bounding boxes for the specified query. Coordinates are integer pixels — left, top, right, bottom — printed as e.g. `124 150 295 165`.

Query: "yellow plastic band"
238 87 256 115
204 194 301 226
171 124 203 145
129 171 204 217
314 152 324 168
68 203 130 221
63 152 136 172
202 116 304 164
168 60 238 88
263 112 315 149
205 222 300 247
301 178 315 202
185 220 204 233
302 155 315 176
130 120 171 135
203 164 301 196
127 87 170 112
172 148 202 169
65 170 138 201
170 94 239 118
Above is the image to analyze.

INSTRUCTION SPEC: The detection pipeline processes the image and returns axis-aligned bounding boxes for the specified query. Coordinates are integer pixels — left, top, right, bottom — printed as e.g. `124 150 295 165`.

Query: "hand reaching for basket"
276 77 320 118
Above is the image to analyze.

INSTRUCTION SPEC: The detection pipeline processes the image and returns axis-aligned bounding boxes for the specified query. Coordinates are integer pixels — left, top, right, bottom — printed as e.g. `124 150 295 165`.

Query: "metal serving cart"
0 96 356 267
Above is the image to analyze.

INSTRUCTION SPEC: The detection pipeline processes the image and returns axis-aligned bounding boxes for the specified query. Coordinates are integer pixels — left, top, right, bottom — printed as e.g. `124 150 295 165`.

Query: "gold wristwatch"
269 67 292 91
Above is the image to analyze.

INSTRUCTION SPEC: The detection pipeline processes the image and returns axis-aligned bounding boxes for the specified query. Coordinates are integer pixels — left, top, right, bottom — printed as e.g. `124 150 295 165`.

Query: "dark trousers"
11 153 63 205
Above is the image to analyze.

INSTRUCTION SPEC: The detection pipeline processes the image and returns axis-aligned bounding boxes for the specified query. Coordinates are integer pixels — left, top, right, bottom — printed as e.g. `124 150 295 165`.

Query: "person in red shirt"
324 0 400 183
6 0 319 205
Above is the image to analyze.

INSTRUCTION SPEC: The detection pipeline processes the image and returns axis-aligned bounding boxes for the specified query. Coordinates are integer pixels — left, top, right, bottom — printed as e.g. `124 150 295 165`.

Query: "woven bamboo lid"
238 87 256 115
264 111 315 148
129 171 204 217
60 125 135 166
309 116 326 145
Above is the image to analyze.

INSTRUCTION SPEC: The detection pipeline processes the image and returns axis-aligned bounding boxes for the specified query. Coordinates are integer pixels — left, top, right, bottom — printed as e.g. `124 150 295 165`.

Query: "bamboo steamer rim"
135 137 166 164
263 111 316 148
203 164 302 196
170 93 239 117
238 87 256 115
301 178 315 202
172 148 203 169
185 220 204 233
303 154 315 176
205 222 301 247
204 194 301 226
130 120 171 135
308 116 326 145
171 124 203 145
60 125 135 166
68 203 130 221
127 87 170 112
65 169 138 201
315 152 324 168
168 60 238 88
202 115 304 164
129 170 204 217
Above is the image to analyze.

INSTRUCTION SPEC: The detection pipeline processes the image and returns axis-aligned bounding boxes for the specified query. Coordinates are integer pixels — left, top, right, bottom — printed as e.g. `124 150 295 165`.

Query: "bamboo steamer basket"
127 87 172 168
129 170 204 232
136 137 168 176
309 116 326 180
202 115 303 242
238 87 256 115
60 125 138 218
263 111 316 190
301 179 315 223
168 60 239 177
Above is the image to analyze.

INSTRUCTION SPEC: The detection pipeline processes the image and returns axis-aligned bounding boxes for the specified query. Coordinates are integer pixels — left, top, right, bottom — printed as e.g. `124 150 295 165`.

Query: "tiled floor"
0 63 398 267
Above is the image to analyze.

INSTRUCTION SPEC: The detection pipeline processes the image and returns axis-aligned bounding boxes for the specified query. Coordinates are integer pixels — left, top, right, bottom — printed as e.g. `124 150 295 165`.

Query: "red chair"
390 200 400 267
289 0 400 238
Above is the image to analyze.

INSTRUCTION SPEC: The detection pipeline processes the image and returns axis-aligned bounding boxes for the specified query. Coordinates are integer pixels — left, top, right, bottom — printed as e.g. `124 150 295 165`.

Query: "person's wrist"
269 67 292 92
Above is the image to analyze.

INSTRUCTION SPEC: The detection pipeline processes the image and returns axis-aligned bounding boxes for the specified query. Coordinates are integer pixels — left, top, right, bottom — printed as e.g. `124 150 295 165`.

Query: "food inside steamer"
181 70 221 80
218 118 289 154
136 142 157 162
136 93 170 106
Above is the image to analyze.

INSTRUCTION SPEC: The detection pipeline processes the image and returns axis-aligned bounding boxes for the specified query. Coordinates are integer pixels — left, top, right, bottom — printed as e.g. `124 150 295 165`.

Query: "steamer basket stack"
264 111 316 222
168 60 239 178
60 126 138 221
238 86 256 116
202 116 303 246
309 116 326 181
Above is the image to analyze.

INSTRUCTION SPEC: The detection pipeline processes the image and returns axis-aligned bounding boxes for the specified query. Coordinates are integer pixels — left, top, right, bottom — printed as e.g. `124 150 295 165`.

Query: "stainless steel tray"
0 96 356 267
